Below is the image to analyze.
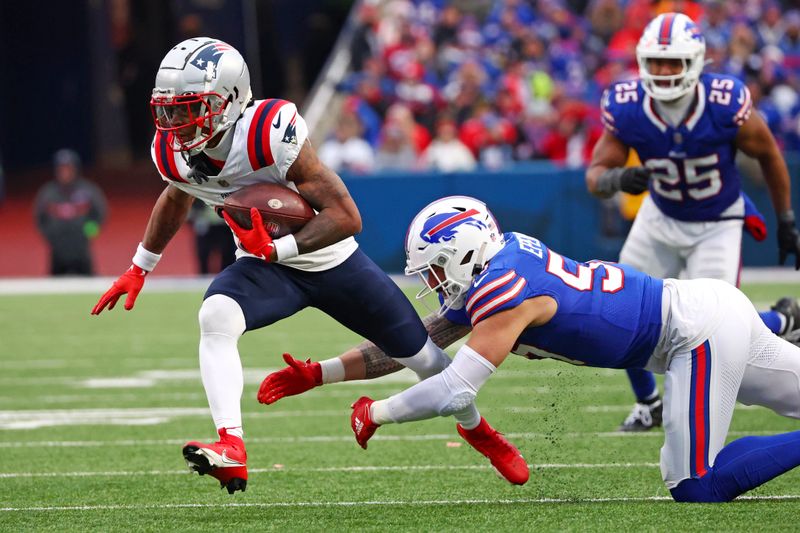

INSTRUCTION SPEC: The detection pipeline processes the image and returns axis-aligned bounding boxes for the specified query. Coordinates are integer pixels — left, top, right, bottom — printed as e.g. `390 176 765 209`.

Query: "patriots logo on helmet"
421 209 486 244
191 42 232 78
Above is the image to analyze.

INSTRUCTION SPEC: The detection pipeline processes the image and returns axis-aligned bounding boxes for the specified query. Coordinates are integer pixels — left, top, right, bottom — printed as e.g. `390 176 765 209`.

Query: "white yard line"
0 429 786 449
1 494 799 512
0 269 795 296
0 402 773 430
0 463 661 479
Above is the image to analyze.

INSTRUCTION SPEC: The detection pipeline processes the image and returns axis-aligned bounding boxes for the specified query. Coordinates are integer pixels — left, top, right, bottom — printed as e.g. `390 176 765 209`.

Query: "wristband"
778 210 796 224
320 358 345 384
132 242 162 272
273 234 299 261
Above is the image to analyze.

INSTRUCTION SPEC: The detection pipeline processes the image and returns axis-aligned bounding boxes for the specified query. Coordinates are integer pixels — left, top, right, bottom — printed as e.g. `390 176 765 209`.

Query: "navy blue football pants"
205 249 427 358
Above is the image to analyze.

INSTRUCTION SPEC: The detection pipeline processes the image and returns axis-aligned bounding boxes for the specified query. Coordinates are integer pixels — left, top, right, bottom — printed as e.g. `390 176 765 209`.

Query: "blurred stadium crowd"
320 0 800 173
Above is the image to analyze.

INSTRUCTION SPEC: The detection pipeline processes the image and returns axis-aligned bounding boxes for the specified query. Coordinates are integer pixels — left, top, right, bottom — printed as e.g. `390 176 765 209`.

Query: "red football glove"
257 353 322 404
91 265 147 314
222 207 274 261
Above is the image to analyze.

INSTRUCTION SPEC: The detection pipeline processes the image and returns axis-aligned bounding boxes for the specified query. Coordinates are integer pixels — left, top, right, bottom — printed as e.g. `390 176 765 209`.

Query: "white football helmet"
150 37 253 152
636 13 706 101
405 196 504 314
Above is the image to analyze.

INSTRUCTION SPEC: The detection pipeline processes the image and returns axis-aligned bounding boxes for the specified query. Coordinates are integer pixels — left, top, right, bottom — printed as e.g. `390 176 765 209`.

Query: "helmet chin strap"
471 242 488 278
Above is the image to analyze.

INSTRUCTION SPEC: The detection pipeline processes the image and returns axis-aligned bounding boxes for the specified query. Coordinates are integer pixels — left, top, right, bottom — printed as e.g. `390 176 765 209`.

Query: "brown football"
222 183 315 237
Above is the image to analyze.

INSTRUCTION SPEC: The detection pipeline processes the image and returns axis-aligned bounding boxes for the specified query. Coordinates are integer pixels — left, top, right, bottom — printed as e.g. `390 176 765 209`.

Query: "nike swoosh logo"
221 450 243 466
473 272 490 287
272 113 281 129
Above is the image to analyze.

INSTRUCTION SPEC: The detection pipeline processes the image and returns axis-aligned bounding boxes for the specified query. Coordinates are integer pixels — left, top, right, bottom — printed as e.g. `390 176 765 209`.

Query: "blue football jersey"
602 73 753 222
448 233 663 369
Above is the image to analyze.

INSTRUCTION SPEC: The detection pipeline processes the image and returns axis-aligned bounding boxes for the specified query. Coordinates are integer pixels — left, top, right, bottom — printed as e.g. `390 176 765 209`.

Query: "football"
222 183 315 237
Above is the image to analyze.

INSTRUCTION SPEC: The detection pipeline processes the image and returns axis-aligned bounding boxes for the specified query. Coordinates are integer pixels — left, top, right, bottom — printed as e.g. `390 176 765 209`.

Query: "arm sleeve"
373 345 496 424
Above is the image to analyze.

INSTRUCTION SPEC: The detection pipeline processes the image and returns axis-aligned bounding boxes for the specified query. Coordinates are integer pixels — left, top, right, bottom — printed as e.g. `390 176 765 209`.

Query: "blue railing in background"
342 161 800 273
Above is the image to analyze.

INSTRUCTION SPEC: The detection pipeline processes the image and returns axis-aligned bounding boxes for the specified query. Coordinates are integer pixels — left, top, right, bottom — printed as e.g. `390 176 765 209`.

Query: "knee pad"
198 294 246 337
394 337 451 380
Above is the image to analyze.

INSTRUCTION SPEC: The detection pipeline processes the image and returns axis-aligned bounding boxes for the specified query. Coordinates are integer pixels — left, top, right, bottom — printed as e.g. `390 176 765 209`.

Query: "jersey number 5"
546 251 625 293
647 154 721 201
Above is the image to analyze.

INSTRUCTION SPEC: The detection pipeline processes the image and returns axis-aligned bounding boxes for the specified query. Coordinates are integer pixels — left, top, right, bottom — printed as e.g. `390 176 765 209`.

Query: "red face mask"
150 92 227 151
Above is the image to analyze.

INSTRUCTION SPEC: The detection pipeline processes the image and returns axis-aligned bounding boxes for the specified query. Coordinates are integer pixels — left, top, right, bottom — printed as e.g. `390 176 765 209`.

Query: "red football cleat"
351 396 380 449
457 417 529 485
183 428 248 494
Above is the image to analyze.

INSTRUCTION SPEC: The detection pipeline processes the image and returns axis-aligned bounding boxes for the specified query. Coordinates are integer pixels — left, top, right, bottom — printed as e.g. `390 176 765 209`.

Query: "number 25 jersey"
602 73 752 222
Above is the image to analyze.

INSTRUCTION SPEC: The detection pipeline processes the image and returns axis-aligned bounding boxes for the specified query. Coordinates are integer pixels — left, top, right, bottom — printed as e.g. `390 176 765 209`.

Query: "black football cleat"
618 400 663 432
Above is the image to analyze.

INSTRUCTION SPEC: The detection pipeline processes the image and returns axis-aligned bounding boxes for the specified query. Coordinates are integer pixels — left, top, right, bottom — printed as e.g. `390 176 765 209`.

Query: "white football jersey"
150 99 358 271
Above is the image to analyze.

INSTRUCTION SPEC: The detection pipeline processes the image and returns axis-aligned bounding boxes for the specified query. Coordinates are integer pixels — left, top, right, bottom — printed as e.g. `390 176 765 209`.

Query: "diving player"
586 13 800 432
90 38 527 493
351 196 800 502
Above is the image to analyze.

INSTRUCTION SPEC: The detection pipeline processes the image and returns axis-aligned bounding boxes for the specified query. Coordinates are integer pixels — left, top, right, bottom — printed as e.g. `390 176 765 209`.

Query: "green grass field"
1 283 800 531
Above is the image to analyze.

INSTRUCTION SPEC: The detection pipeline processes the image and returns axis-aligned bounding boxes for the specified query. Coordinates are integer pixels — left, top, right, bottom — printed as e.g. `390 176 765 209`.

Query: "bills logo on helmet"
421 209 486 244
686 21 704 42
191 42 232 77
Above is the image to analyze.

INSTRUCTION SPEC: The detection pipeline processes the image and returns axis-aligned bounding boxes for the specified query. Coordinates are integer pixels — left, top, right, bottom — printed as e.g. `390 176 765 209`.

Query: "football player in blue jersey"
586 13 800 432
349 196 800 502
90 38 526 493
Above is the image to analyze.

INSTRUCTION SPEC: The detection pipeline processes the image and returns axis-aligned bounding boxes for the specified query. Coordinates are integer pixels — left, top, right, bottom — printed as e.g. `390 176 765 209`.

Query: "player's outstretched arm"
91 186 194 314
586 131 651 198
257 314 471 404
352 297 554 447
736 111 800 269
285 140 362 254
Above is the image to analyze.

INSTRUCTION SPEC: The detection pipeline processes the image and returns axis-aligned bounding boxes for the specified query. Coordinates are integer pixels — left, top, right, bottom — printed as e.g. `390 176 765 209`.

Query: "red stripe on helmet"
659 13 676 45
424 209 480 238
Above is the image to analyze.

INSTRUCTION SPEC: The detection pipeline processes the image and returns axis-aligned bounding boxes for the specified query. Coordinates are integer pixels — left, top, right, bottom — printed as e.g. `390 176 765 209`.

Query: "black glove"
777 211 800 269
596 167 652 195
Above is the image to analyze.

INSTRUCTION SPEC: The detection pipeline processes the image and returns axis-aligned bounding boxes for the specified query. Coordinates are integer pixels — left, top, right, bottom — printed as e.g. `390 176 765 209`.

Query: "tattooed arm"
337 313 473 380
257 313 472 404
286 140 362 253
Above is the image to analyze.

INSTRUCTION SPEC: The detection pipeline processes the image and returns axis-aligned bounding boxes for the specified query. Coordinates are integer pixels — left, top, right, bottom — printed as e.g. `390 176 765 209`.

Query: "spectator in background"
385 103 431 154
459 101 517 169
318 112 376 173
780 10 800 71
540 101 601 168
187 200 236 275
394 61 444 131
419 117 477 172
375 122 417 170
587 0 624 43
350 3 380 72
34 149 107 276
755 2 785 48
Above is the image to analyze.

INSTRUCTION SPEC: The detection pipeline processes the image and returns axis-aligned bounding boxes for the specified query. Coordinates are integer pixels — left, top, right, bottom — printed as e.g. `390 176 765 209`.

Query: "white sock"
224 426 244 439
198 295 246 433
